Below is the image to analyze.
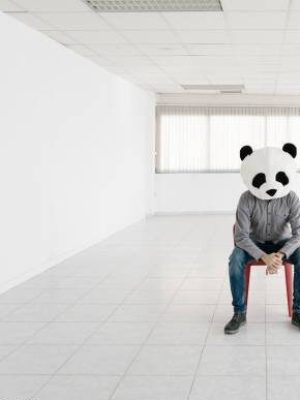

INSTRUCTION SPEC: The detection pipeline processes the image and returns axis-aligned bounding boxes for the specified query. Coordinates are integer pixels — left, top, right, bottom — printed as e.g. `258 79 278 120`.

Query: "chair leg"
284 263 293 318
244 265 251 306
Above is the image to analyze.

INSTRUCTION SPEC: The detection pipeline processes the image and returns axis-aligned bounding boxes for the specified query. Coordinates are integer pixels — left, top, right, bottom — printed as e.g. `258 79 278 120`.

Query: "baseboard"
153 211 235 215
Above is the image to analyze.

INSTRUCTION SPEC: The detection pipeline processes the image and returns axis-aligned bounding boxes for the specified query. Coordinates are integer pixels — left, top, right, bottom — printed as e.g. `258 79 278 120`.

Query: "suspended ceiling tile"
13 0 89 12
35 11 111 30
227 11 287 30
221 0 289 11
67 30 128 44
0 0 25 11
162 11 226 30
177 30 229 43
101 12 169 30
121 29 178 44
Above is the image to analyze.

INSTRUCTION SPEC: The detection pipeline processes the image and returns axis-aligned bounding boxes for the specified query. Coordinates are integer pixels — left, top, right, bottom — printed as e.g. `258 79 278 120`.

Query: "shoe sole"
224 320 246 335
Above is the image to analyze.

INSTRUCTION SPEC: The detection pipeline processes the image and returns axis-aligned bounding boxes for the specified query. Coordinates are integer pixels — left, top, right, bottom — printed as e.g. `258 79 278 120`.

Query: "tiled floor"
0 215 298 399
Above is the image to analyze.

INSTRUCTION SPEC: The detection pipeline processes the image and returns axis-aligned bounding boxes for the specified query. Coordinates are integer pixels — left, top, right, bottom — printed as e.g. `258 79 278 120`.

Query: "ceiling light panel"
82 0 222 12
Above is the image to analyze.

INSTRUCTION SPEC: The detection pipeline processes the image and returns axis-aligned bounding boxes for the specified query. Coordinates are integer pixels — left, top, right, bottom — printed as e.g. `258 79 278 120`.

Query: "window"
156 106 300 173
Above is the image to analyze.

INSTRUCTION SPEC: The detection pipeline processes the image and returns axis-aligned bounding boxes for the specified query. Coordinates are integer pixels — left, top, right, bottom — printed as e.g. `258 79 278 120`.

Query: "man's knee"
229 247 248 275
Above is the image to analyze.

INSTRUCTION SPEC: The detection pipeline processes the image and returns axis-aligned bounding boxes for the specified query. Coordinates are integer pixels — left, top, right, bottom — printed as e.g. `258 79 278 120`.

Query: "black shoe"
291 312 300 328
224 312 246 334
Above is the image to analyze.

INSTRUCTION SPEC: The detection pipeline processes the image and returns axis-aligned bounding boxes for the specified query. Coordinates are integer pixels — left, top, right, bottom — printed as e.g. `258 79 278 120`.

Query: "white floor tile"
268 375 300 400
137 278 184 292
87 322 153 345
266 322 300 345
124 289 175 305
35 375 119 400
33 288 88 304
27 322 99 344
160 305 214 323
267 345 300 375
146 322 210 345
0 322 45 344
180 278 223 292
190 376 266 400
22 275 104 289
55 304 117 322
79 287 132 304
172 290 220 305
109 305 166 322
198 345 266 376
0 304 20 320
3 304 69 322
0 344 78 374
0 375 50 399
0 345 18 361
0 287 43 304
127 345 202 376
112 376 193 400
266 305 290 322
58 345 140 375
266 290 288 305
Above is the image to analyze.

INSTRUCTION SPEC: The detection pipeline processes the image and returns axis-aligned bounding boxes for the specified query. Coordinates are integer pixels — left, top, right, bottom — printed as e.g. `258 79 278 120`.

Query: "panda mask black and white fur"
240 143 297 201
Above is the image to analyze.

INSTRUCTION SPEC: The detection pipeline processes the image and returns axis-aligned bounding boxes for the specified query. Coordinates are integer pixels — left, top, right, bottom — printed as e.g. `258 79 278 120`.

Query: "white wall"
154 173 241 214
154 173 300 214
0 12 154 292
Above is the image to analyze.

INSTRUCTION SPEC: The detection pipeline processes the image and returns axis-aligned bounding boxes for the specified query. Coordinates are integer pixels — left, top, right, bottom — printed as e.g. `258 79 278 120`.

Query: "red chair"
233 226 293 317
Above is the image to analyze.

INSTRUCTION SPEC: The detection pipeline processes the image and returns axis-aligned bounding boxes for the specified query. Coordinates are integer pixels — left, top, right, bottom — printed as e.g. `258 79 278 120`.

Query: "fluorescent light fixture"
83 0 222 12
181 84 245 93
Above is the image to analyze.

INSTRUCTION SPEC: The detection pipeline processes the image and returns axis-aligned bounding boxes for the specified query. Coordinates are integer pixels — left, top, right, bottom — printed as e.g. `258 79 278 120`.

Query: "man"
225 143 300 334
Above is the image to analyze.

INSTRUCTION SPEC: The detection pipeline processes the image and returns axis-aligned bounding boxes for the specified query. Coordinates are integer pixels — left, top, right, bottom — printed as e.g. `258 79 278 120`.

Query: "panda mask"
240 143 297 201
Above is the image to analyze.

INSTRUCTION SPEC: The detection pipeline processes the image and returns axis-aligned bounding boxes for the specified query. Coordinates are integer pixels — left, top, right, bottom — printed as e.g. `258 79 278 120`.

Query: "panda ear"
240 145 253 161
283 143 297 158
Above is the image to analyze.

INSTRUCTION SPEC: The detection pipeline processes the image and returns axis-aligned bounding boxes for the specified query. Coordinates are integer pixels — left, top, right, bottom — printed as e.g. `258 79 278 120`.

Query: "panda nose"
266 189 277 197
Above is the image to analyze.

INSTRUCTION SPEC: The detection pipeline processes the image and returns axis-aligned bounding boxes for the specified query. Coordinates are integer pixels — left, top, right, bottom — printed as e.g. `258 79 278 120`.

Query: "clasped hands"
261 252 284 275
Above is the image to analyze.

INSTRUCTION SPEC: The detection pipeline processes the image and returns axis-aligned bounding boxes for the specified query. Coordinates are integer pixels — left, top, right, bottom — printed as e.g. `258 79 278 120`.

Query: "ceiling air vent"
181 84 245 94
83 0 223 12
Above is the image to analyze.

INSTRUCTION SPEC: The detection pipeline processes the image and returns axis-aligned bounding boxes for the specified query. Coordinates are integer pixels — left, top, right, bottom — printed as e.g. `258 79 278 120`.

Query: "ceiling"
2 0 300 95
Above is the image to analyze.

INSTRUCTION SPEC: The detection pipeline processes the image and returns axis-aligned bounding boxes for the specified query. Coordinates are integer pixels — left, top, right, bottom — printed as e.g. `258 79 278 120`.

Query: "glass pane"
266 115 288 147
156 107 300 173
209 114 265 170
288 116 300 169
158 112 208 172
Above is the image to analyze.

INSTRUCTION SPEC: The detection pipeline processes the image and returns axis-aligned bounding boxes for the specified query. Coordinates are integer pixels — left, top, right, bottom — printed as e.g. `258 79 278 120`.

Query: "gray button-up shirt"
234 190 300 260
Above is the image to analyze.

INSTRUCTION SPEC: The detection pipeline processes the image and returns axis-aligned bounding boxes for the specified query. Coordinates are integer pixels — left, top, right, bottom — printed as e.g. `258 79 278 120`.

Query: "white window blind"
156 106 300 173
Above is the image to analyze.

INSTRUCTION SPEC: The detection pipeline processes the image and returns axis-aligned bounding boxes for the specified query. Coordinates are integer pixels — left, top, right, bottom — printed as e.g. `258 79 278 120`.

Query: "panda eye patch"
276 171 289 186
252 173 266 188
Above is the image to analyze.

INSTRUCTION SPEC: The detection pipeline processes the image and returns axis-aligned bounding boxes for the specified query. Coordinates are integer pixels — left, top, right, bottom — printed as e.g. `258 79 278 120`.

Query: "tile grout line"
29 272 152 399
0 217 232 398
106 228 201 400
16 271 118 399
186 225 229 400
0 284 78 368
265 290 269 400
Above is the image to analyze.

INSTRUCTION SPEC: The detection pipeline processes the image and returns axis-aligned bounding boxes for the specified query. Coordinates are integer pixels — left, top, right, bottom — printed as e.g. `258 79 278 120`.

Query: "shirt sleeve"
234 193 266 260
280 193 300 259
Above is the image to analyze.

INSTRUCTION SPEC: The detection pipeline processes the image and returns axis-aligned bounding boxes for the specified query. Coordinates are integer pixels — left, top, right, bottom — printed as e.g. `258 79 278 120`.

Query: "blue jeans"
229 240 300 313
